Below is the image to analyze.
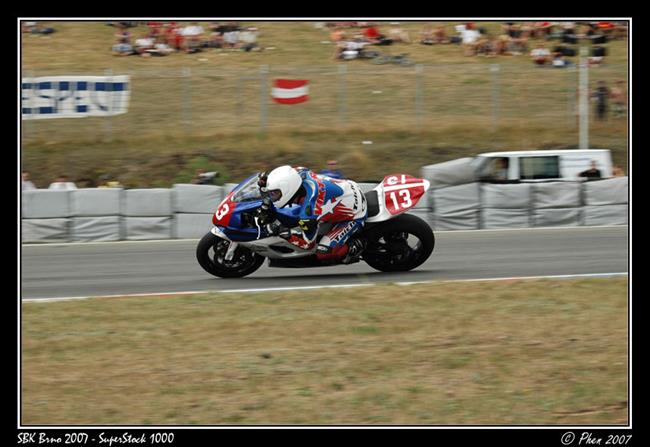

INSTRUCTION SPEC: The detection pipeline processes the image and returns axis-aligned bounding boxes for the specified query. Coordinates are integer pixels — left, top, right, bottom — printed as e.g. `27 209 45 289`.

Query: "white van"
473 149 614 182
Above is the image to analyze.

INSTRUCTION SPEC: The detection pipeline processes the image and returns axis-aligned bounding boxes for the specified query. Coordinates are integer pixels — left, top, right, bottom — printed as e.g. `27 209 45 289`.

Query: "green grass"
21 21 629 186
21 277 628 425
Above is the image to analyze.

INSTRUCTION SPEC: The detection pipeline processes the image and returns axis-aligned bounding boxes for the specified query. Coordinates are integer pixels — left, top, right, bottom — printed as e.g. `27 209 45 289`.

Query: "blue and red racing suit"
276 168 367 260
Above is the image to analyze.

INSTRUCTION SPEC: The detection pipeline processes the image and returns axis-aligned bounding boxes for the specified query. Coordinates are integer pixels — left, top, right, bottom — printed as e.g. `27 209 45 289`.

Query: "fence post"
236 73 243 122
490 64 500 132
338 64 347 127
260 65 269 134
182 67 192 134
415 64 424 129
579 47 589 149
567 64 577 129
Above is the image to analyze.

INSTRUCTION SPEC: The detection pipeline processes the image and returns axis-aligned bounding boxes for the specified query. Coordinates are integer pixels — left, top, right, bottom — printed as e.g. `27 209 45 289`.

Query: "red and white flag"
272 79 309 104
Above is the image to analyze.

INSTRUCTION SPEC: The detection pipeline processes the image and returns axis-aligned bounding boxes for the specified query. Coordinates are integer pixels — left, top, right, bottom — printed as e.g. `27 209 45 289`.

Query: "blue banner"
21 75 130 119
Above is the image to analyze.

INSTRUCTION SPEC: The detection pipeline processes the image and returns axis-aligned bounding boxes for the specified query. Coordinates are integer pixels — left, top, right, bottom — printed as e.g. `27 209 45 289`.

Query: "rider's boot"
315 243 348 264
341 238 365 265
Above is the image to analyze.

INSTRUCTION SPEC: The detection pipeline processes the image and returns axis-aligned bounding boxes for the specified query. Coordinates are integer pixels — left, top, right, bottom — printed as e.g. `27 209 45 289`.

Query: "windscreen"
231 175 262 202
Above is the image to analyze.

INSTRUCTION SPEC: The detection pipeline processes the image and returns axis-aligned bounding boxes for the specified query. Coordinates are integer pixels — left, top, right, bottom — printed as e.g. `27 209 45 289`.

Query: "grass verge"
21 277 628 425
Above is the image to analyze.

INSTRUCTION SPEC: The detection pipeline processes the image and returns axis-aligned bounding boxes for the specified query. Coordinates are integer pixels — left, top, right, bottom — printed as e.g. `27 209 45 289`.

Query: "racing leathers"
268 168 367 262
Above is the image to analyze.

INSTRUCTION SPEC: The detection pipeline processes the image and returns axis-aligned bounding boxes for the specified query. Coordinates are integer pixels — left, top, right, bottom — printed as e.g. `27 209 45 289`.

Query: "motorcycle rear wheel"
196 232 265 278
362 214 434 272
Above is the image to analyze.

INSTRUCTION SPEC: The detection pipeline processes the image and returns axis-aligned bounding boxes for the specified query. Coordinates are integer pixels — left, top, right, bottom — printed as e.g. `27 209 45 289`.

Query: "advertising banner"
21 75 130 119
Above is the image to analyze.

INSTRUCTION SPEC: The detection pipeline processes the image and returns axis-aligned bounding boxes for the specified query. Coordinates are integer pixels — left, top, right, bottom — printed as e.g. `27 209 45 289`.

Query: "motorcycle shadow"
233 268 441 282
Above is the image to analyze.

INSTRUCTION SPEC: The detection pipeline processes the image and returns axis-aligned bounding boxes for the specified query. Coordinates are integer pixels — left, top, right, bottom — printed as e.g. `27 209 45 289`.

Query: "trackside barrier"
123 189 174 240
582 177 628 226
531 182 583 227
71 188 122 242
20 178 628 243
481 183 532 229
22 190 72 243
432 183 481 230
172 184 224 239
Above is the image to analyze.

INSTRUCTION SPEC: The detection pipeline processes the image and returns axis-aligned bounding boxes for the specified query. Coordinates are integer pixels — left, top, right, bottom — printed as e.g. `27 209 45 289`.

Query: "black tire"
196 232 265 278
362 214 435 272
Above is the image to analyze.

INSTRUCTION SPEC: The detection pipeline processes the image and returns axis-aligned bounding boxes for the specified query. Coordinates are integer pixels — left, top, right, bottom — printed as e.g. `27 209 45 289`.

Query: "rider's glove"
266 220 290 238
256 206 272 225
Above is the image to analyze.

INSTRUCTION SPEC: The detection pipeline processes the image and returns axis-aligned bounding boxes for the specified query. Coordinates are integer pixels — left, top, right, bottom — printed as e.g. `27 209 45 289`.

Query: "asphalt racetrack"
21 226 628 301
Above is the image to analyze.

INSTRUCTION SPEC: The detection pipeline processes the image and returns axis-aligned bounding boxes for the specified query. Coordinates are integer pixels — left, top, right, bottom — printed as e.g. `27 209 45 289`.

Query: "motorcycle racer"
259 165 367 263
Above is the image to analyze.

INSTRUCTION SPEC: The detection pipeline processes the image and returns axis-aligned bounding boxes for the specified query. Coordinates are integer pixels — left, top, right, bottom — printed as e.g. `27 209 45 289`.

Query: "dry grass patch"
21 277 628 425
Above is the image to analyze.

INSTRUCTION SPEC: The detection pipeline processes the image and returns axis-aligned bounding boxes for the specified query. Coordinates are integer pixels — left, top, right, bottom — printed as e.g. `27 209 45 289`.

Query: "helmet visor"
268 189 283 203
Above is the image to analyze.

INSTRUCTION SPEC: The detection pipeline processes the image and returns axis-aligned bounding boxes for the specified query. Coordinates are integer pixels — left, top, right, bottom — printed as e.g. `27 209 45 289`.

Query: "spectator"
419 24 434 45
181 22 205 53
505 24 528 55
48 175 77 190
334 36 368 60
149 35 174 56
589 46 606 67
494 34 511 55
582 23 597 38
165 22 185 52
456 23 481 56
551 51 572 68
476 34 496 57
520 23 533 39
22 21 56 34
98 175 123 188
531 43 551 66
532 21 553 39
206 27 225 48
593 81 610 121
363 24 392 45
191 169 219 185
133 32 156 57
223 28 241 49
362 24 382 44
612 165 625 177
433 25 449 44
319 160 344 179
106 21 137 29
114 23 131 42
239 27 260 52
611 22 628 40
561 22 577 38
388 23 410 43
76 177 97 188
458 24 481 56
22 171 36 190
330 27 346 44
492 158 509 181
578 161 602 180
610 80 627 118
112 25 135 56
146 21 163 40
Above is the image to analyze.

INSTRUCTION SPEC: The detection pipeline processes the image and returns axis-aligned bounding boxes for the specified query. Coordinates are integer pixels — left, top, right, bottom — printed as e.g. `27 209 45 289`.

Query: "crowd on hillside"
109 21 261 57
325 21 627 68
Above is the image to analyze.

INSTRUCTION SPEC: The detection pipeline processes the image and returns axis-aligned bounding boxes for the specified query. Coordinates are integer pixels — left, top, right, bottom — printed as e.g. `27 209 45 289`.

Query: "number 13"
389 189 412 210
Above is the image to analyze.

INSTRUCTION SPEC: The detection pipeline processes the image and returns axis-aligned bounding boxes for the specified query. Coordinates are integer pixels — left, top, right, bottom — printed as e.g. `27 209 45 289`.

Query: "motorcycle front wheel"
196 232 265 278
362 214 434 272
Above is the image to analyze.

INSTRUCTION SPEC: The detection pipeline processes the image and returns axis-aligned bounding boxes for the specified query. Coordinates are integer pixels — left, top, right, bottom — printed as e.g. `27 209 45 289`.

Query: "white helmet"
265 165 302 208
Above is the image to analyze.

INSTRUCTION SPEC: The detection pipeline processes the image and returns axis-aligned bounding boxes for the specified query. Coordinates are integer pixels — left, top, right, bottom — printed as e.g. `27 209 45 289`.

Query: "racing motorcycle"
196 173 435 278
